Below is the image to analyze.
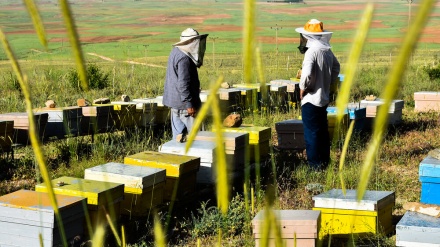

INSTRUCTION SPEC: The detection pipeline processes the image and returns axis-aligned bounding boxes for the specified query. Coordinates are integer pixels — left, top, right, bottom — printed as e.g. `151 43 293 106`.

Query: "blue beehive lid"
396 211 440 245
327 107 366 120
419 155 440 179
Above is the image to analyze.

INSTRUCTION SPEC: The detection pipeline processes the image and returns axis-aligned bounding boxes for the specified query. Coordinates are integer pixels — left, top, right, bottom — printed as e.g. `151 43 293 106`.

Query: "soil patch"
140 13 231 25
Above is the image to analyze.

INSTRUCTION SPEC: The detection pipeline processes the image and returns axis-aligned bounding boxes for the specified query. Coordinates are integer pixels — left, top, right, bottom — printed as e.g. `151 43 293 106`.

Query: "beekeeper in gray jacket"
163 28 208 142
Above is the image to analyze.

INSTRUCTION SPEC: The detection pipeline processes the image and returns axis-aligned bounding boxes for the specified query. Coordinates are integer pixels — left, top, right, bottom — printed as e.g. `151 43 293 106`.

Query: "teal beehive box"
419 155 440 205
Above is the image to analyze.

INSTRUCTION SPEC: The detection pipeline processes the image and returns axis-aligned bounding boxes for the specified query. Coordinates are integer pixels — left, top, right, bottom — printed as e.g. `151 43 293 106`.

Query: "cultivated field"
1 0 440 246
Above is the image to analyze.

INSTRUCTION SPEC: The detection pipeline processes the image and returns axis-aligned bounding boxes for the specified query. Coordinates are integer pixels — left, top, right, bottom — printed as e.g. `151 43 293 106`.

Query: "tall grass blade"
59 0 88 91
154 215 166 247
339 120 355 195
23 0 47 49
106 211 122 246
357 0 435 200
243 0 255 84
121 225 126 247
211 95 229 214
0 28 67 247
91 225 106 247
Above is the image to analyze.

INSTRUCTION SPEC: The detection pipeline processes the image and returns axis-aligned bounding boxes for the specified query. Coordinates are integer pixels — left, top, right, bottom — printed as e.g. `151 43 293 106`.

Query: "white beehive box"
252 210 320 247
414 91 440 112
159 140 216 164
396 211 440 247
0 189 86 247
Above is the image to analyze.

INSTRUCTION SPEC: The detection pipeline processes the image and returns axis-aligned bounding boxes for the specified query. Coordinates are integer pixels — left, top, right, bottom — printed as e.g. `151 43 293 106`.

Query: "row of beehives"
0 126 271 246
394 154 440 247
275 98 405 150
251 189 396 247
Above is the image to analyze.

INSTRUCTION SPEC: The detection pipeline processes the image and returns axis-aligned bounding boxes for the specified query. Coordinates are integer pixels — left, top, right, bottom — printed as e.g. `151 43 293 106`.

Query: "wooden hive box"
233 83 271 109
0 112 48 145
414 91 440 112
327 106 366 132
35 176 124 231
218 88 242 114
132 98 169 125
275 119 305 150
359 99 404 128
194 131 249 169
396 211 440 247
312 189 395 239
252 210 320 247
84 162 166 216
93 102 138 129
34 106 83 140
0 189 86 247
134 101 157 127
81 105 114 135
269 85 288 108
0 120 14 151
327 112 349 140
219 125 271 163
124 151 200 201
419 155 440 205
232 87 258 112
271 79 300 104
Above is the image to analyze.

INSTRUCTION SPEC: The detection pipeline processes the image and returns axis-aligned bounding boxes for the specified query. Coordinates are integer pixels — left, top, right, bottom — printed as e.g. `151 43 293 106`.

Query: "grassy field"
1 0 440 246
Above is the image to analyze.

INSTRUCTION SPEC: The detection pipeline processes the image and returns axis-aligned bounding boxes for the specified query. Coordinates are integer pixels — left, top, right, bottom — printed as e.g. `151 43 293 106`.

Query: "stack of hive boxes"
231 86 258 112
84 162 166 217
0 190 86 247
159 140 217 184
96 101 138 129
275 119 305 150
81 105 114 135
0 112 48 145
194 131 249 184
133 100 157 127
0 120 14 152
35 176 124 232
124 151 200 202
359 99 404 129
268 84 288 110
133 97 169 125
414 91 440 112
395 154 440 246
270 79 300 105
233 83 270 110
252 210 320 247
34 106 83 140
220 125 271 163
312 189 395 239
217 88 242 115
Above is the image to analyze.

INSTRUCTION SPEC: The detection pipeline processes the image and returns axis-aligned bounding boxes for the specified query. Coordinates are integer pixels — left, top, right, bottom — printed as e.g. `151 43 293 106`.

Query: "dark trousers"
301 103 330 169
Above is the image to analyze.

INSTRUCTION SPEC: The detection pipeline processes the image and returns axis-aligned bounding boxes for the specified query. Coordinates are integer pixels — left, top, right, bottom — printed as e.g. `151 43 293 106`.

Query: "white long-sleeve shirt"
299 46 340 107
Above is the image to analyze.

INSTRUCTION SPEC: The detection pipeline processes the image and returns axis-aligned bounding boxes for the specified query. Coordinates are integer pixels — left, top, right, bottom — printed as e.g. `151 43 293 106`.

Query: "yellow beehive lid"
124 151 200 177
232 83 270 93
216 124 271 144
35 176 124 206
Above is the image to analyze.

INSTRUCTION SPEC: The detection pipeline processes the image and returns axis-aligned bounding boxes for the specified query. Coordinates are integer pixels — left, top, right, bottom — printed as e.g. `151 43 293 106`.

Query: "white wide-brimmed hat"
173 28 208 46
295 19 333 35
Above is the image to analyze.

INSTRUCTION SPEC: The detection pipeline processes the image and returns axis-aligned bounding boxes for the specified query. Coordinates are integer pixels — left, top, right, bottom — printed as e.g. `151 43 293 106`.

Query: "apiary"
414 91 440 112
252 210 320 247
0 189 86 247
0 120 14 152
312 189 395 238
84 162 166 216
219 125 271 163
34 106 82 139
81 105 114 134
35 176 124 230
396 211 440 247
0 112 48 145
275 119 305 150
132 98 170 125
124 151 200 201
419 155 440 205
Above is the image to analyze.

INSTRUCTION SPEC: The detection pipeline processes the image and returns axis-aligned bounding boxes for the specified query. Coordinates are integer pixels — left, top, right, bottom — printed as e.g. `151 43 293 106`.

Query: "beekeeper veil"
173 28 209 68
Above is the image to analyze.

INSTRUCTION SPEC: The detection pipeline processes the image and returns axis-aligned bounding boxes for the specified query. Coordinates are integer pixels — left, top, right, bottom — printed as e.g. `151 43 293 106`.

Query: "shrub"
68 64 110 91
424 65 440 81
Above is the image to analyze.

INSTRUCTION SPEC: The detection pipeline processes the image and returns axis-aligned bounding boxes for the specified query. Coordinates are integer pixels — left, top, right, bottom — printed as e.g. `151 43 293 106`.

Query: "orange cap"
303 19 324 33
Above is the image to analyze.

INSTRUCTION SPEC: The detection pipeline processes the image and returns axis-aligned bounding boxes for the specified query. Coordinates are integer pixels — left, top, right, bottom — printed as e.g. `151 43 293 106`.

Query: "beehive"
94 102 138 129
132 98 170 125
219 125 271 163
159 140 217 184
218 88 242 114
124 151 200 201
327 106 366 132
134 101 157 127
232 87 258 112
0 120 14 152
312 189 395 238
84 162 166 216
359 99 404 128
35 176 124 230
396 211 440 247
34 106 82 139
414 91 440 112
252 210 320 247
0 189 86 247
233 83 270 108
0 112 48 145
327 111 349 140
81 105 114 134
275 119 305 150
419 155 440 205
